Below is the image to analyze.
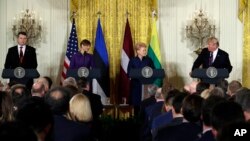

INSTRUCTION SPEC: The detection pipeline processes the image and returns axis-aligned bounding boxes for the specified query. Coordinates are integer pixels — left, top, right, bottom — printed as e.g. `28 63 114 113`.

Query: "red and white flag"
119 19 134 103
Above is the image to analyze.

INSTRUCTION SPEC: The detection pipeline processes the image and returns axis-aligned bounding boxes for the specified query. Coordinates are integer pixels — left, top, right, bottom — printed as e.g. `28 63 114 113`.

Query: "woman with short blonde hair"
67 93 93 122
127 42 155 115
134 42 147 51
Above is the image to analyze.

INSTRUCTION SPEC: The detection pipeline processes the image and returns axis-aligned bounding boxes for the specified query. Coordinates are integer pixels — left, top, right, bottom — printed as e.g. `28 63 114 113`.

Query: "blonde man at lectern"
191 37 232 73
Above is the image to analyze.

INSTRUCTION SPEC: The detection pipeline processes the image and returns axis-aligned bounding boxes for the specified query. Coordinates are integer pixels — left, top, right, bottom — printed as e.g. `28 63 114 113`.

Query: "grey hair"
63 77 78 88
147 85 158 96
155 88 162 99
235 87 250 112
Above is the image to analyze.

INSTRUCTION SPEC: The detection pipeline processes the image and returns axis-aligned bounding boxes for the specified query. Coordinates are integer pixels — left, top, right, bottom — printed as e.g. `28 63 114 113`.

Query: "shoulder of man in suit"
26 45 36 51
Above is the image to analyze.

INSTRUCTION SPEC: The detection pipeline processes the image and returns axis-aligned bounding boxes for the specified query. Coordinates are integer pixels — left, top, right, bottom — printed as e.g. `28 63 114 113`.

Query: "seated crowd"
0 77 250 141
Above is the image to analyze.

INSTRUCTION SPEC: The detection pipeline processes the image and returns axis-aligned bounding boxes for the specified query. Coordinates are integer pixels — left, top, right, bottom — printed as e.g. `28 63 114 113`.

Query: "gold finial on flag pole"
97 11 102 18
125 10 130 18
70 10 77 20
152 9 157 18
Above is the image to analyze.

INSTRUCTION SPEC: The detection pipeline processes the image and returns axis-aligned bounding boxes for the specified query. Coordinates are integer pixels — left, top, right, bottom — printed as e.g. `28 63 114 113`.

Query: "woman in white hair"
62 77 78 88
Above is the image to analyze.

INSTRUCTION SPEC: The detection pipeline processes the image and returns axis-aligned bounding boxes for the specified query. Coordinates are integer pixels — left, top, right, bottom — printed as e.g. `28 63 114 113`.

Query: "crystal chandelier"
12 9 42 46
186 9 216 54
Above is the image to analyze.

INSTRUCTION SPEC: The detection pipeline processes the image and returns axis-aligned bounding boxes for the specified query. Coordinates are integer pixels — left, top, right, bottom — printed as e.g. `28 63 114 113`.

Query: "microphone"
81 51 86 56
83 51 86 66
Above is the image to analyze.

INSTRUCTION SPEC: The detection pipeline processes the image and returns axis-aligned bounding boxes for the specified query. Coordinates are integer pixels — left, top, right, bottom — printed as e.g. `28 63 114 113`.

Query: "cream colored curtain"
70 0 157 102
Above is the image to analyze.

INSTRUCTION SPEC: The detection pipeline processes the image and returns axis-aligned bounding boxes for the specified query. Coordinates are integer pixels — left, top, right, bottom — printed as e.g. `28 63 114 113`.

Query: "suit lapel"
15 46 19 57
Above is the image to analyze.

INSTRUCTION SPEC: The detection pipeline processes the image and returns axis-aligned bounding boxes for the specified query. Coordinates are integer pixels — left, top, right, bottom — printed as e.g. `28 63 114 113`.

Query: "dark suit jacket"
153 117 183 140
155 122 201 141
139 96 156 121
145 101 164 125
83 90 103 139
83 90 103 120
4 45 37 69
192 48 232 73
127 56 155 106
196 130 216 141
53 115 92 141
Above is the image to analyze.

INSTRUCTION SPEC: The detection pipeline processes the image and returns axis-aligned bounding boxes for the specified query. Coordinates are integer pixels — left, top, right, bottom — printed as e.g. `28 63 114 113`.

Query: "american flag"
61 18 78 83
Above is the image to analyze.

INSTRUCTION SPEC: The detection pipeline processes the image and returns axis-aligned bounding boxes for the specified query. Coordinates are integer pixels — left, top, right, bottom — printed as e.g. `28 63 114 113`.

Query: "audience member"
36 77 52 93
234 87 250 121
151 89 180 131
139 84 158 121
77 77 103 120
16 97 53 141
196 82 210 94
66 93 93 122
210 87 225 98
77 77 103 140
142 87 165 141
152 92 187 140
43 76 53 89
216 79 229 96
64 84 80 98
0 121 37 141
31 81 46 97
183 80 199 94
0 91 15 123
44 87 70 115
62 77 78 88
156 94 203 141
45 86 92 141
197 96 226 141
200 89 211 99
227 80 242 97
211 101 245 138
10 84 30 112
217 121 250 141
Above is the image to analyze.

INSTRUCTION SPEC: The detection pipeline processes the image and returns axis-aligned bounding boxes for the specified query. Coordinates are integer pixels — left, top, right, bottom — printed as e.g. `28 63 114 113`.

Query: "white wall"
0 0 69 85
159 0 243 88
0 0 243 88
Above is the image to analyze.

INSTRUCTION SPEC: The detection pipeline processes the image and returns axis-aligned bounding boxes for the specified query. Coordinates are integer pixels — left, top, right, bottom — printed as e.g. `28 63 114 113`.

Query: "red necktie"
20 46 23 63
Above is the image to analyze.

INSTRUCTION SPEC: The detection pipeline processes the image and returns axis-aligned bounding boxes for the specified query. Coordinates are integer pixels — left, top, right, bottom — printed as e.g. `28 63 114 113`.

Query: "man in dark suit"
4 32 37 69
155 95 203 141
4 32 38 89
77 77 103 140
192 37 232 73
45 87 93 141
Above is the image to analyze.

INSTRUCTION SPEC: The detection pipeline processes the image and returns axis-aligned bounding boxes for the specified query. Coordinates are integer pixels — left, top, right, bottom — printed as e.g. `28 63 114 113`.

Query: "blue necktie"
209 52 213 66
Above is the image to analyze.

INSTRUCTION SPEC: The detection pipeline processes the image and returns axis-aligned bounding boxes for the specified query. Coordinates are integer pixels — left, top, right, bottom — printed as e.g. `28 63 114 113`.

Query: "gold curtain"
239 0 250 87
70 0 157 103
